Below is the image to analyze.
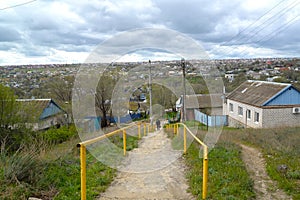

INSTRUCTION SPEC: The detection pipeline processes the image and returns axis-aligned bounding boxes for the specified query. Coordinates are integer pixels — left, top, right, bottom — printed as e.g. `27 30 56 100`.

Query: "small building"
223 80 300 128
176 94 224 121
17 99 68 130
225 73 237 82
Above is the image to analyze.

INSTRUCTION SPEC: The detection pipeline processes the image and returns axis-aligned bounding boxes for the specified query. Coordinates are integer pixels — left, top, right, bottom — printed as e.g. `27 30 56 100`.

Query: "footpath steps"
99 129 194 200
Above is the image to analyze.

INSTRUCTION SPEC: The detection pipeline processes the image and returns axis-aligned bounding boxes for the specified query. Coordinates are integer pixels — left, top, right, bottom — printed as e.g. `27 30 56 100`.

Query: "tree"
0 84 19 129
95 74 116 128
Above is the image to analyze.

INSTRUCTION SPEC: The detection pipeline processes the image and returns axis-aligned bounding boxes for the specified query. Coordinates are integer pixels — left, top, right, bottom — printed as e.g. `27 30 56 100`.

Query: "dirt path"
240 144 292 200
99 129 194 200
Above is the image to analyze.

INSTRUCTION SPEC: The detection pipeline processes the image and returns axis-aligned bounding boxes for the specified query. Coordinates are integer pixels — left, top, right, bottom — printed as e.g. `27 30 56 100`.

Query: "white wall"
225 99 263 128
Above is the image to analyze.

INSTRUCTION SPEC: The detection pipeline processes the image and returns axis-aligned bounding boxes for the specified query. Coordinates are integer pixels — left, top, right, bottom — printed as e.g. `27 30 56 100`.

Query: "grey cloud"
0 26 22 42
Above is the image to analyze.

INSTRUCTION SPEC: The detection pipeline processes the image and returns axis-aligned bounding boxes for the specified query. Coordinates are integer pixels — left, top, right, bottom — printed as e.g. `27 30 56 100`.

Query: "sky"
0 0 299 65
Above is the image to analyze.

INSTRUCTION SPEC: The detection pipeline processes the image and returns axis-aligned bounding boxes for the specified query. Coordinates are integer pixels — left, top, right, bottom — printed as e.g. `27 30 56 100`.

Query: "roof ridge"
247 80 291 86
16 98 52 101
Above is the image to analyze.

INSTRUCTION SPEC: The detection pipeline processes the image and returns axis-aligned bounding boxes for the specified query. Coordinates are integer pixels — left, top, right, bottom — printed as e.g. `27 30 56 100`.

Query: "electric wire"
0 0 37 11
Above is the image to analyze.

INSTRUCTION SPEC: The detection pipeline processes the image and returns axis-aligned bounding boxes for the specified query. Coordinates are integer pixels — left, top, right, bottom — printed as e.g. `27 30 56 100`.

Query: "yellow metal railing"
165 123 208 200
77 122 154 200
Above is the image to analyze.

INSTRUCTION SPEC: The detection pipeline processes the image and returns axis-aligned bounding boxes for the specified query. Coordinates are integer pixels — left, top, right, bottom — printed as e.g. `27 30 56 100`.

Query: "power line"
232 0 299 45
0 0 37 11
219 0 287 47
215 0 300 58
236 15 300 57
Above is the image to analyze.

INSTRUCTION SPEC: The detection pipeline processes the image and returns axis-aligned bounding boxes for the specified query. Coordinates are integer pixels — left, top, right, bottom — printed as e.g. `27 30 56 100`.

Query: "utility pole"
149 60 153 125
181 58 186 122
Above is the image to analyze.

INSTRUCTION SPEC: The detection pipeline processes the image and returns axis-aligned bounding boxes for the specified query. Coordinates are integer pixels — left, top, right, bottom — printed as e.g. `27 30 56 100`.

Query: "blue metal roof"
39 100 64 119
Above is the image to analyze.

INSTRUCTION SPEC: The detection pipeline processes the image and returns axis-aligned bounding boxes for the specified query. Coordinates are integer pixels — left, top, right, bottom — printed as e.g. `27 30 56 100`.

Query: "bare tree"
95 74 116 128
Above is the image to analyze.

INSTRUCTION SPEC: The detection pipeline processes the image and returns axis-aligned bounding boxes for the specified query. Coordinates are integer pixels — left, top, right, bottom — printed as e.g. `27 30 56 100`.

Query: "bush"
39 125 77 144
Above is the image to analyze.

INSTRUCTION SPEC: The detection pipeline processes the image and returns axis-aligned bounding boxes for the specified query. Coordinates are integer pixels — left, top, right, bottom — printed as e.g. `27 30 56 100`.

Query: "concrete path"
99 129 194 200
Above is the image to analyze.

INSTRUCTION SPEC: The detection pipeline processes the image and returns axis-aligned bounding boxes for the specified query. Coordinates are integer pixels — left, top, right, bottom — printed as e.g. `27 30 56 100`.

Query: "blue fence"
194 109 227 127
85 113 142 131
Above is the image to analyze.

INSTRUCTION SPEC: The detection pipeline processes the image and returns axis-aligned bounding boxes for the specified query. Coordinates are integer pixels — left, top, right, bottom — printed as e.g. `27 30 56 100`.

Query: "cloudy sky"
0 0 299 65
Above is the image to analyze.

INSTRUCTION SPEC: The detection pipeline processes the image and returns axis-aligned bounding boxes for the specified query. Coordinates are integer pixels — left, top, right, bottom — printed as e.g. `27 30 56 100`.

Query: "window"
246 109 251 119
238 106 243 116
229 103 233 112
254 112 259 122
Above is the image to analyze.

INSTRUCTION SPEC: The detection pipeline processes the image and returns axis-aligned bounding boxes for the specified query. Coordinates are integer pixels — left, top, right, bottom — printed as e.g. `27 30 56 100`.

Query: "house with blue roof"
17 99 68 130
223 80 300 128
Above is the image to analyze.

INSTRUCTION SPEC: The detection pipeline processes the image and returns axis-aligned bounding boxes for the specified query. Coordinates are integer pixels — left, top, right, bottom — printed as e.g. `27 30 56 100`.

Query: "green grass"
185 142 255 200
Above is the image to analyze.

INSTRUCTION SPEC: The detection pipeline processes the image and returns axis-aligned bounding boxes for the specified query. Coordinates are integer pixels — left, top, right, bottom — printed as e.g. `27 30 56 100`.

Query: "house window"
246 109 251 119
254 112 259 122
229 103 233 112
238 106 243 116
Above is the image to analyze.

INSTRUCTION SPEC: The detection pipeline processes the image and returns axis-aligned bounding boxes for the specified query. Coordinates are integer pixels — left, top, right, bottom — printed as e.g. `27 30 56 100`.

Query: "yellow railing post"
147 124 150 134
203 146 208 199
138 123 141 139
80 145 86 200
123 129 126 156
184 126 187 154
173 124 176 135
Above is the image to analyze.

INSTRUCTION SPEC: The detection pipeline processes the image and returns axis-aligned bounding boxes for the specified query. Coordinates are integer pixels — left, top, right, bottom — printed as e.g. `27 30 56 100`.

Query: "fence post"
123 130 126 156
203 146 208 199
184 126 187 154
144 123 146 136
80 145 87 200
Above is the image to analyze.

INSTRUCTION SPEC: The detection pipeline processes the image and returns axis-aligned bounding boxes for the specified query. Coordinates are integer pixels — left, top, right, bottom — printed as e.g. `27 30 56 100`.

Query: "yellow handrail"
166 123 208 200
77 122 146 200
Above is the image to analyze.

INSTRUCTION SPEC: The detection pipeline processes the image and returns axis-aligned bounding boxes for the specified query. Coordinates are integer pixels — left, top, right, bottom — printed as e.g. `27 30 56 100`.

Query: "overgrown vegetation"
0 124 140 199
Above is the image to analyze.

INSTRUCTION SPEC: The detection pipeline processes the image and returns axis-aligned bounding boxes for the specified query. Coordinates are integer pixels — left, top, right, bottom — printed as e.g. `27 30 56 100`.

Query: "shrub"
39 125 77 144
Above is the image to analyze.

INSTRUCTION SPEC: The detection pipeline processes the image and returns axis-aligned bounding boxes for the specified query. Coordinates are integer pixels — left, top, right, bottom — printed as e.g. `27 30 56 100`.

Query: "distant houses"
17 99 68 130
223 80 300 128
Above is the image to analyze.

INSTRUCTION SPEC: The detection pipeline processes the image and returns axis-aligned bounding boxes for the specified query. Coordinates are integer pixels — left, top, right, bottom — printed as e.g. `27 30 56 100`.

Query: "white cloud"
0 0 299 65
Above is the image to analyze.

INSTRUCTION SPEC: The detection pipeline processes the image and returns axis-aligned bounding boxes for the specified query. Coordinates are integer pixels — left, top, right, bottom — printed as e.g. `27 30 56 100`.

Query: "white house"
223 80 300 128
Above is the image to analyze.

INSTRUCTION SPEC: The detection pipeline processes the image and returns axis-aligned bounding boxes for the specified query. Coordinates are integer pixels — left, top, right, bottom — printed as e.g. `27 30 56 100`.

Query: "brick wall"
262 108 300 128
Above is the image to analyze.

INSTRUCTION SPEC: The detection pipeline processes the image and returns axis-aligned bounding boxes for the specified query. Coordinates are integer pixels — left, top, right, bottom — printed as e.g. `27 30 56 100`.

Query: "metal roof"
16 99 64 121
226 80 291 107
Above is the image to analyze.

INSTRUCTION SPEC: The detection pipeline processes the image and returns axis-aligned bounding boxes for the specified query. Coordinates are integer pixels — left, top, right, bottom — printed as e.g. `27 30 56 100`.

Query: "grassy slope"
0 127 139 200
220 127 300 199
174 122 299 199
185 142 255 200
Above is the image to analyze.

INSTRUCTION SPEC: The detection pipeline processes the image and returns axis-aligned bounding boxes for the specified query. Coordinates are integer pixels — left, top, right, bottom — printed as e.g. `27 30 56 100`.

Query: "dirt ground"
99 129 194 200
240 144 292 200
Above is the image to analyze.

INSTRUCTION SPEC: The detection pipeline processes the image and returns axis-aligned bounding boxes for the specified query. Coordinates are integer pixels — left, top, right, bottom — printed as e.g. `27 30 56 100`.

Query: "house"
176 94 224 121
223 80 300 128
17 99 68 130
224 73 237 82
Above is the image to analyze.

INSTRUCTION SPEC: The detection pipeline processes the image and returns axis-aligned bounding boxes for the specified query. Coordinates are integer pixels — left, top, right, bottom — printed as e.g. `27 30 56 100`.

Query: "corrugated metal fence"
194 109 228 127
